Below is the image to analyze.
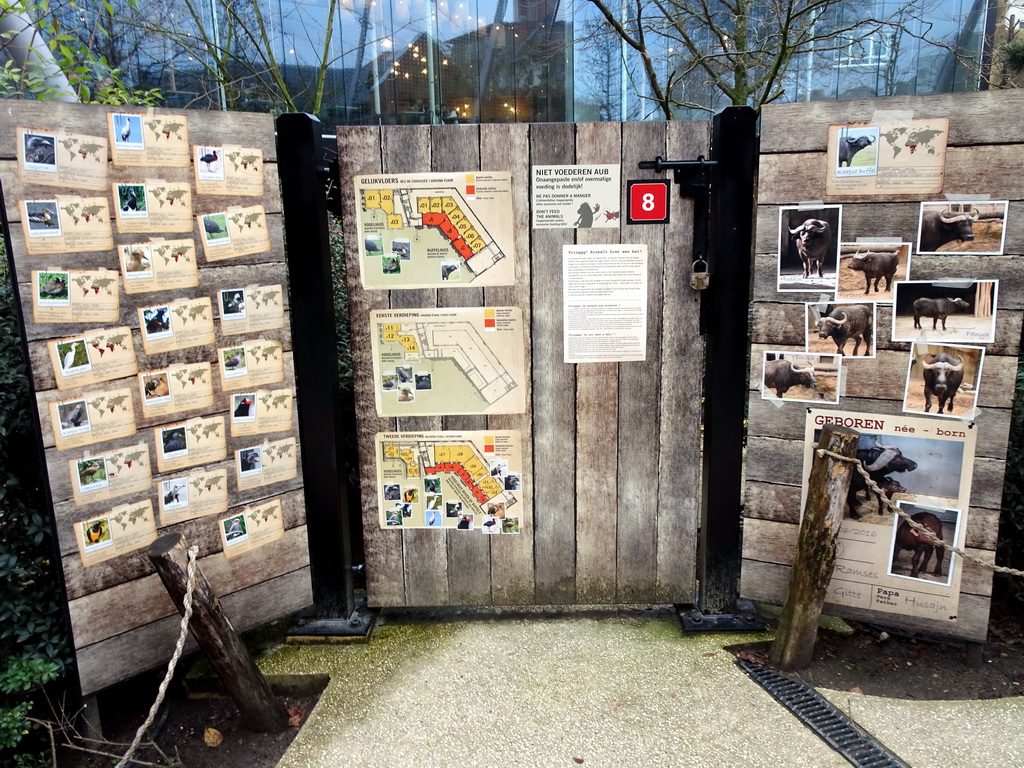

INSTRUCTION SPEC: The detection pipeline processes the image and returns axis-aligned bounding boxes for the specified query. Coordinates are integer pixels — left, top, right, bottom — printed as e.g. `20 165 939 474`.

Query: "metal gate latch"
690 258 710 290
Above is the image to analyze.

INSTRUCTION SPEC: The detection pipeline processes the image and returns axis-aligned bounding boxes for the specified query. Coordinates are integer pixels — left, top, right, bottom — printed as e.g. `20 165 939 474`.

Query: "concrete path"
256 608 1021 768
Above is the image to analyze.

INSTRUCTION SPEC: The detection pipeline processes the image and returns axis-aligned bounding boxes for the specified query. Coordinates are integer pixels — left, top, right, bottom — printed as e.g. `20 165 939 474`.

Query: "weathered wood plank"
75 566 311 695
753 202 1024 266
482 123 535 605
0 103 279 160
68 525 310 648
746 392 1012 460
758 145 1024 206
746 435 1007 510
743 480 1002 550
337 124 403 607
615 120 666 602
742 517 993 597
760 90 1024 153
531 122 578 604
573 122 622 603
741 560 990 642
653 121 708 603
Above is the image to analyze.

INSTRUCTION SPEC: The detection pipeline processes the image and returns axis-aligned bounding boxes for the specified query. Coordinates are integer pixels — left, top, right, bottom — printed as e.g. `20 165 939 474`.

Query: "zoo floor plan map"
369 307 526 417
354 171 515 289
375 431 523 531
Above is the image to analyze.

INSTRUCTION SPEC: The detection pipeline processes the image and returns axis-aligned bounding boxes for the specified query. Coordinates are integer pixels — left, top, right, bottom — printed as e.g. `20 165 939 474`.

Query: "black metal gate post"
687 106 763 629
276 113 360 625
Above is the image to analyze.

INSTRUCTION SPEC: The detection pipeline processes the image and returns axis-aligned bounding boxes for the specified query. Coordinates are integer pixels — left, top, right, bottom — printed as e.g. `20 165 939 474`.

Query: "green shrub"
0 252 70 765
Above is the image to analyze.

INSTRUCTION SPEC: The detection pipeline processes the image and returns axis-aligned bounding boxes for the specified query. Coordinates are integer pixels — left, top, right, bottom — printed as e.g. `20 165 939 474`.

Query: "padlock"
690 259 710 290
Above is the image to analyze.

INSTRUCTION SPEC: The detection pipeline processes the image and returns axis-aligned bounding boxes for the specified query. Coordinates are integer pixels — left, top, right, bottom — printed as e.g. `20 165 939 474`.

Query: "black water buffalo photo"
847 437 918 519
777 205 842 292
903 345 981 418
847 250 899 295
837 134 876 168
761 353 840 403
891 281 996 344
917 201 1007 254
809 303 873 357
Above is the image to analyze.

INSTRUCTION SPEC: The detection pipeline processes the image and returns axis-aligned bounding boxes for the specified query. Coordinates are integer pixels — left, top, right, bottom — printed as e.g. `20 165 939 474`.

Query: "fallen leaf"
848 687 863 695
573 758 585 764
203 727 223 747
703 652 717 657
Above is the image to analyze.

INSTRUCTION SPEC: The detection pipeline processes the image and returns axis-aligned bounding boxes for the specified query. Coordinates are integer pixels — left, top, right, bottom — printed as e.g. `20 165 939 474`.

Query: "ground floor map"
375 431 523 531
369 307 525 416
354 171 515 289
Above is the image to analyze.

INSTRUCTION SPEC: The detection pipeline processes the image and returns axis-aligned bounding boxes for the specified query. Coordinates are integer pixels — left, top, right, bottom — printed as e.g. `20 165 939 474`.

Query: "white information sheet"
562 244 648 363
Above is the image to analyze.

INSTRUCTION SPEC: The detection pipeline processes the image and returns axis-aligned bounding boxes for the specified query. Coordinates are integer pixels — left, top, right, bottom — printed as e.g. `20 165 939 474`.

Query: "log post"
148 533 288 732
770 424 860 671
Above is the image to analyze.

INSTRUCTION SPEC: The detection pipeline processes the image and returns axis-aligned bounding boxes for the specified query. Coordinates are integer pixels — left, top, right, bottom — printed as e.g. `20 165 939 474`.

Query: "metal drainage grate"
737 659 910 768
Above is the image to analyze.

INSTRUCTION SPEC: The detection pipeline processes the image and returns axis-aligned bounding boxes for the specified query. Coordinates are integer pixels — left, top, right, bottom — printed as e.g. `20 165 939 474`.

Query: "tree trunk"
148 533 288 732
770 424 860 671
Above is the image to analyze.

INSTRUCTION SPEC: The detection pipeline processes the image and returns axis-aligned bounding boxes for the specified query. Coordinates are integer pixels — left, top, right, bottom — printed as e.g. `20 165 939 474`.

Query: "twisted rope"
114 545 200 768
817 448 1024 578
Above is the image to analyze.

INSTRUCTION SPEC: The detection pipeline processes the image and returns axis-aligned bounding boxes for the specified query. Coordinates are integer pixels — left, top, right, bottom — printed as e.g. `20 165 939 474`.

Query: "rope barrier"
816 448 1024 578
114 545 200 768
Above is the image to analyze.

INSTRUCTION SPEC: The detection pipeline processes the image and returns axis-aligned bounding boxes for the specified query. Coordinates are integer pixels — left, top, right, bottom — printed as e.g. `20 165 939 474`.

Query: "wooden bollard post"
770 424 860 671
148 533 288 732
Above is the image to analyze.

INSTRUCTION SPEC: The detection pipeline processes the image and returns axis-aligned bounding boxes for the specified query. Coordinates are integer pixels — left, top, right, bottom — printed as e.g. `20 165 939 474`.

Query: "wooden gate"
338 122 709 606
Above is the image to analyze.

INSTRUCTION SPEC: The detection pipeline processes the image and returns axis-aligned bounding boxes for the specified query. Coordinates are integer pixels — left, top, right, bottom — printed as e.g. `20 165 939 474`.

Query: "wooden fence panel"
744 92 1024 643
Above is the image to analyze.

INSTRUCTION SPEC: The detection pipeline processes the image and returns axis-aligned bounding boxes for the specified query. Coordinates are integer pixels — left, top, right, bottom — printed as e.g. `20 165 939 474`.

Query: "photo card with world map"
113 180 193 234
138 361 215 419
218 340 285 392
219 284 285 335
138 297 215 354
354 171 515 289
32 268 119 324
20 197 113 255
825 118 948 196
193 145 265 196
68 442 152 507
119 238 199 294
157 468 229 526
153 415 227 473
108 112 190 167
916 200 1008 255
17 127 108 191
219 498 285 559
229 388 294 437
48 388 135 451
198 205 270 262
75 499 157 567
49 326 136 390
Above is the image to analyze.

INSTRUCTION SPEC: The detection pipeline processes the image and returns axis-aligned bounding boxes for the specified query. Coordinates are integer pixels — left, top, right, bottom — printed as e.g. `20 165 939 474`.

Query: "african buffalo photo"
836 242 910 303
760 352 840 404
888 503 960 586
916 200 1007 255
903 344 984 419
834 127 879 172
777 204 842 292
891 280 997 344
805 302 876 358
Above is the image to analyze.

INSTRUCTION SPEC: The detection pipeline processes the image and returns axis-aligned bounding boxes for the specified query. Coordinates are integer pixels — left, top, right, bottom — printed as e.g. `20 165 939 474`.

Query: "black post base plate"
677 599 767 632
286 596 376 644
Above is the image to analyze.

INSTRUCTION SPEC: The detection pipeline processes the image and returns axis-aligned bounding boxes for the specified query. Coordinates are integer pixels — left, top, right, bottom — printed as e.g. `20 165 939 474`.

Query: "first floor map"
354 171 515 289
369 307 525 416
375 431 523 532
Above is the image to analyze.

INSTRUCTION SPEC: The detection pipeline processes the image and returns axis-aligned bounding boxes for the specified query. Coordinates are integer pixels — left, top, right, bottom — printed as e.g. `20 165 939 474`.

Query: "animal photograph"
833 127 879 175
142 371 170 401
238 447 263 475
888 503 960 586
196 145 223 177
220 289 246 317
423 477 441 494
22 131 56 168
81 516 113 550
777 204 842 292
805 302 876 358
446 501 463 517
26 202 61 237
761 351 840 404
76 458 108 491
57 339 89 373
112 113 143 149
232 394 255 420
916 200 1007 255
502 516 521 534
121 244 153 277
222 513 248 544
142 306 171 338
57 400 90 433
221 346 247 376
891 280 997 344
37 271 69 304
202 213 231 245
903 344 984 419
116 183 147 216
160 427 188 457
161 479 188 510
836 242 910 303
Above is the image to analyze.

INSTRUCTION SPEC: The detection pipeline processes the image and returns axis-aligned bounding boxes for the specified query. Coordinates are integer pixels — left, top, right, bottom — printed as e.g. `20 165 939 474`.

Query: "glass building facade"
39 0 996 127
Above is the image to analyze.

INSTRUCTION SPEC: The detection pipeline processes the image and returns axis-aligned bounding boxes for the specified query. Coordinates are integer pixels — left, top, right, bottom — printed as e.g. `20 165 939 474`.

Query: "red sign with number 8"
626 179 671 224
